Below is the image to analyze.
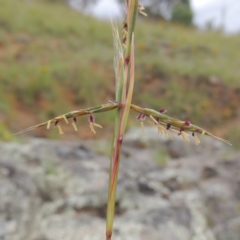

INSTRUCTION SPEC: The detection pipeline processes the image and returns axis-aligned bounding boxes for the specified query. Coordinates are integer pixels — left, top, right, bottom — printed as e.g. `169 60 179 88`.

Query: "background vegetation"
0 0 239 146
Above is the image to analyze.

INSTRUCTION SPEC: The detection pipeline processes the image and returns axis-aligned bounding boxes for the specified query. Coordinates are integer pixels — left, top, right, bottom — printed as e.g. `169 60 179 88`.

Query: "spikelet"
171 129 190 142
88 115 102 134
157 124 166 135
181 131 190 142
194 134 201 145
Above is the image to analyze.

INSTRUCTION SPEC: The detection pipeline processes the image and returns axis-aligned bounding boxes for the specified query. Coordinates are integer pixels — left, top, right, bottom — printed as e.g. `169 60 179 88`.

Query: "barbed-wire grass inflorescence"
15 101 231 146
15 1 231 239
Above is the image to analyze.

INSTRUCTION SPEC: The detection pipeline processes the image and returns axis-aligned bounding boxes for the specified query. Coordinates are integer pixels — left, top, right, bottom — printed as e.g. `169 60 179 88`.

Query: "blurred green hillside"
0 0 240 144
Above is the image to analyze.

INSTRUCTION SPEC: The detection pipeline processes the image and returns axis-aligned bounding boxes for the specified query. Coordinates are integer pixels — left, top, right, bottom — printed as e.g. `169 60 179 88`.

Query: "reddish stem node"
106 230 112 240
125 55 130 65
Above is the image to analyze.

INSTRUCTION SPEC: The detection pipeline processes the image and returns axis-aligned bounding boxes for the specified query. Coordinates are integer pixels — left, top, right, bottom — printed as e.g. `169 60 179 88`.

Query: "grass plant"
1 0 240 142
15 0 231 239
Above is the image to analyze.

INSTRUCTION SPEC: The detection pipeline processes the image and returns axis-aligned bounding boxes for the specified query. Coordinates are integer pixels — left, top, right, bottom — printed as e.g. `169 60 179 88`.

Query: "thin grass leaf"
121 34 135 134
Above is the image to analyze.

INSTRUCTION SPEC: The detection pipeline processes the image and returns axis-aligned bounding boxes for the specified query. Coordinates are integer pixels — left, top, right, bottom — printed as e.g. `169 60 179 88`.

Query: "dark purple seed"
166 123 171 130
89 115 95 123
137 113 146 121
159 108 167 113
140 114 146 121
136 113 142 120
184 121 191 127
178 128 183 136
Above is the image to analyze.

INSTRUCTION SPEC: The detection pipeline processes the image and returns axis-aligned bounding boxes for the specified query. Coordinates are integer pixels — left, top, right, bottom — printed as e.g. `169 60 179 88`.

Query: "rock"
0 221 16 238
202 166 218 179
214 217 240 240
124 126 167 147
56 144 94 160
0 138 238 240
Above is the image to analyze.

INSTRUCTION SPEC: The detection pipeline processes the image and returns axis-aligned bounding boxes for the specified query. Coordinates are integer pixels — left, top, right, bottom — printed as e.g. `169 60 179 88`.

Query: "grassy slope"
0 0 239 144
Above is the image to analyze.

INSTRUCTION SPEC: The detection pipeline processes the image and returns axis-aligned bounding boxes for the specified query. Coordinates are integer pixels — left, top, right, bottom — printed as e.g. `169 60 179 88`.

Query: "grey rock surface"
0 131 238 240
